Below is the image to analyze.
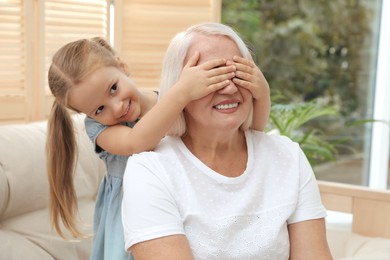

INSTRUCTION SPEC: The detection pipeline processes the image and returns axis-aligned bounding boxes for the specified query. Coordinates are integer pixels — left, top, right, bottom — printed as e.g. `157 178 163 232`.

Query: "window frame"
369 0 390 189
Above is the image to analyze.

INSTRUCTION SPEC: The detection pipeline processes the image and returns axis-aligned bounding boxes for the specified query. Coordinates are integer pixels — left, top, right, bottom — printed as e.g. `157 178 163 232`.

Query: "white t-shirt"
122 130 326 260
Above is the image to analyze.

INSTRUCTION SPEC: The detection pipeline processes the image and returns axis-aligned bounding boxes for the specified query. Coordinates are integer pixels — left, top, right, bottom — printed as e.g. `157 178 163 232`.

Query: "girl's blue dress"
85 117 135 260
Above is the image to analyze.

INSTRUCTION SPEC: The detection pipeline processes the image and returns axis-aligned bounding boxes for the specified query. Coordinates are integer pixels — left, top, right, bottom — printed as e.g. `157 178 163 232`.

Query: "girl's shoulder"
84 116 106 139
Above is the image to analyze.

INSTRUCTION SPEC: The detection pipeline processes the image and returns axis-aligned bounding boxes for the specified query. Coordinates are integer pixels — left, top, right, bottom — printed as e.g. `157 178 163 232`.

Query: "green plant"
267 100 339 166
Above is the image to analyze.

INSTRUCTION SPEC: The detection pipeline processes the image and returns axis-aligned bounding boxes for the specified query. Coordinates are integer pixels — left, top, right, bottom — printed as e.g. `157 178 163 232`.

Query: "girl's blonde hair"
46 37 119 238
159 22 254 136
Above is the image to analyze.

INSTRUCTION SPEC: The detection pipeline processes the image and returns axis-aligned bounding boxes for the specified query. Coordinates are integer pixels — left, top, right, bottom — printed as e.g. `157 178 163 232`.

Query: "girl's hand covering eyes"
174 51 237 102
229 56 270 100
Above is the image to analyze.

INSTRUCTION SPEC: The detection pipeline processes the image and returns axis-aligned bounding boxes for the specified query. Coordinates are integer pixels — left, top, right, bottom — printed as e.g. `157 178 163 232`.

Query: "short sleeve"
84 116 107 153
84 116 136 154
121 153 184 251
288 148 327 224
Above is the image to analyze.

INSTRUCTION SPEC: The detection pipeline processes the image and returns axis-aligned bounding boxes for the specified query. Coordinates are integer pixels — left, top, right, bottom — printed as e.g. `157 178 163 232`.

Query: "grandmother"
122 22 332 260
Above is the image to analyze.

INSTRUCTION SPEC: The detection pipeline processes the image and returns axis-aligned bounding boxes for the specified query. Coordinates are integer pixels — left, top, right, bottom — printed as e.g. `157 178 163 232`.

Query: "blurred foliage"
266 97 376 166
222 0 371 114
267 99 340 166
222 0 376 162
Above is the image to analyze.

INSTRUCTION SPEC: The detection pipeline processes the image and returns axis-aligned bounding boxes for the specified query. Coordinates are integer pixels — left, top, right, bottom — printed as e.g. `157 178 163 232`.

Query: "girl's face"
183 35 253 134
68 66 142 126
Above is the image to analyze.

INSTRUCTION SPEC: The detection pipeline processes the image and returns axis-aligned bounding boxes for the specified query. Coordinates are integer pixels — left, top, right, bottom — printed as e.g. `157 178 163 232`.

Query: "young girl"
46 37 270 260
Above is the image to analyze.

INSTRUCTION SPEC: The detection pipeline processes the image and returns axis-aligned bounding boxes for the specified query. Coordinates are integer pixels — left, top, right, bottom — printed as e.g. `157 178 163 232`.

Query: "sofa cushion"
0 199 94 260
327 229 390 260
0 119 49 220
344 233 390 259
0 114 104 220
327 228 352 258
0 114 105 259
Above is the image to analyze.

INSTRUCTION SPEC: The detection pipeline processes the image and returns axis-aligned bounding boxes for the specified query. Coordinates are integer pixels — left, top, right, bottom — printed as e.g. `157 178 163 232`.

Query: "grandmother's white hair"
159 22 254 136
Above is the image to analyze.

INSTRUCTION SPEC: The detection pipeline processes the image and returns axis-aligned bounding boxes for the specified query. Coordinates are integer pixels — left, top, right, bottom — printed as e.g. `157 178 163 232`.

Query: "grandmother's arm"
130 235 194 260
288 218 333 260
123 154 194 260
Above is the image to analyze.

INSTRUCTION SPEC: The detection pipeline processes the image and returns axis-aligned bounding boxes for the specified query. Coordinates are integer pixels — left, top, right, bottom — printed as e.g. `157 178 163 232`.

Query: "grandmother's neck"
181 130 248 177
181 129 246 153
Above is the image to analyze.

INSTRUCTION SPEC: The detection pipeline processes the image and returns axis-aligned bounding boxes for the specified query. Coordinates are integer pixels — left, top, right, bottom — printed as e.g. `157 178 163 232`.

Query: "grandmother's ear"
117 57 130 76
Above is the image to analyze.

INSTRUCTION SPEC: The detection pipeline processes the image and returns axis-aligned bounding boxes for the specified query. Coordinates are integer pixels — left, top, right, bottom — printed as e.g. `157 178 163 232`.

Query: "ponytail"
46 101 81 238
46 36 118 238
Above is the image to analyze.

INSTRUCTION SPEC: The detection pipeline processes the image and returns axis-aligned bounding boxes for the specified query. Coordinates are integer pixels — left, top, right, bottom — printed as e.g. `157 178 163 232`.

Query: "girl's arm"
230 56 271 131
97 52 236 155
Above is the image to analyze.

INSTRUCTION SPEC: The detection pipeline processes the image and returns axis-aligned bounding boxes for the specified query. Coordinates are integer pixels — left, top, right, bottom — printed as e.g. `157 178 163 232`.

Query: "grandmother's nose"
218 79 238 95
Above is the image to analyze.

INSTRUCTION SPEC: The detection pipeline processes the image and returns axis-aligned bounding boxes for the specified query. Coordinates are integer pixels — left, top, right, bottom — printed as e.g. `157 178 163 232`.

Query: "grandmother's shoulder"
127 137 178 170
250 129 298 147
131 136 180 161
154 136 179 152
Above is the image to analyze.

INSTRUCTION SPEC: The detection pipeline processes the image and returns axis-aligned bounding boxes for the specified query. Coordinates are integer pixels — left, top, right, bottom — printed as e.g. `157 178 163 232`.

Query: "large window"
222 0 389 188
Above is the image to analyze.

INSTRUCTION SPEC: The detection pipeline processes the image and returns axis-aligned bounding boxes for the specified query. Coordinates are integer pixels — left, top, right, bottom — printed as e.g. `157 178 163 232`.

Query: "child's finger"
233 62 253 76
209 72 236 85
208 65 236 77
235 70 252 82
232 77 251 89
206 79 231 92
233 56 261 76
184 51 200 68
201 58 227 70
233 56 254 67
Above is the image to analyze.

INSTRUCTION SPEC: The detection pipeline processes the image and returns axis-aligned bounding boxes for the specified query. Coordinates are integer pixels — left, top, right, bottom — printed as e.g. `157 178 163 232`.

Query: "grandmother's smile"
214 102 239 110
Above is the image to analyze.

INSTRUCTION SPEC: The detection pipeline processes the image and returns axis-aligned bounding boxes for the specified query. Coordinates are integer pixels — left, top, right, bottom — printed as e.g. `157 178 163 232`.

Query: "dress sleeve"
287 148 327 224
121 153 184 251
84 116 107 153
84 116 136 154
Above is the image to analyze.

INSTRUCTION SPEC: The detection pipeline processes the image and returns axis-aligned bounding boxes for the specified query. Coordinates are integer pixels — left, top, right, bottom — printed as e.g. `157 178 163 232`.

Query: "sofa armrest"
319 180 390 259
318 180 390 238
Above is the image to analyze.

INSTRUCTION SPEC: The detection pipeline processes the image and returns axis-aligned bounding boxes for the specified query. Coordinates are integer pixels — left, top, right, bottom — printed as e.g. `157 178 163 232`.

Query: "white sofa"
1 115 389 259
320 180 390 259
0 114 105 260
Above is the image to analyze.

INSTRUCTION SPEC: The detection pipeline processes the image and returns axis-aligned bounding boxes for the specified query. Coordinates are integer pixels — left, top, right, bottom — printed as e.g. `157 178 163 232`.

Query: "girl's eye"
110 83 118 95
96 106 104 115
